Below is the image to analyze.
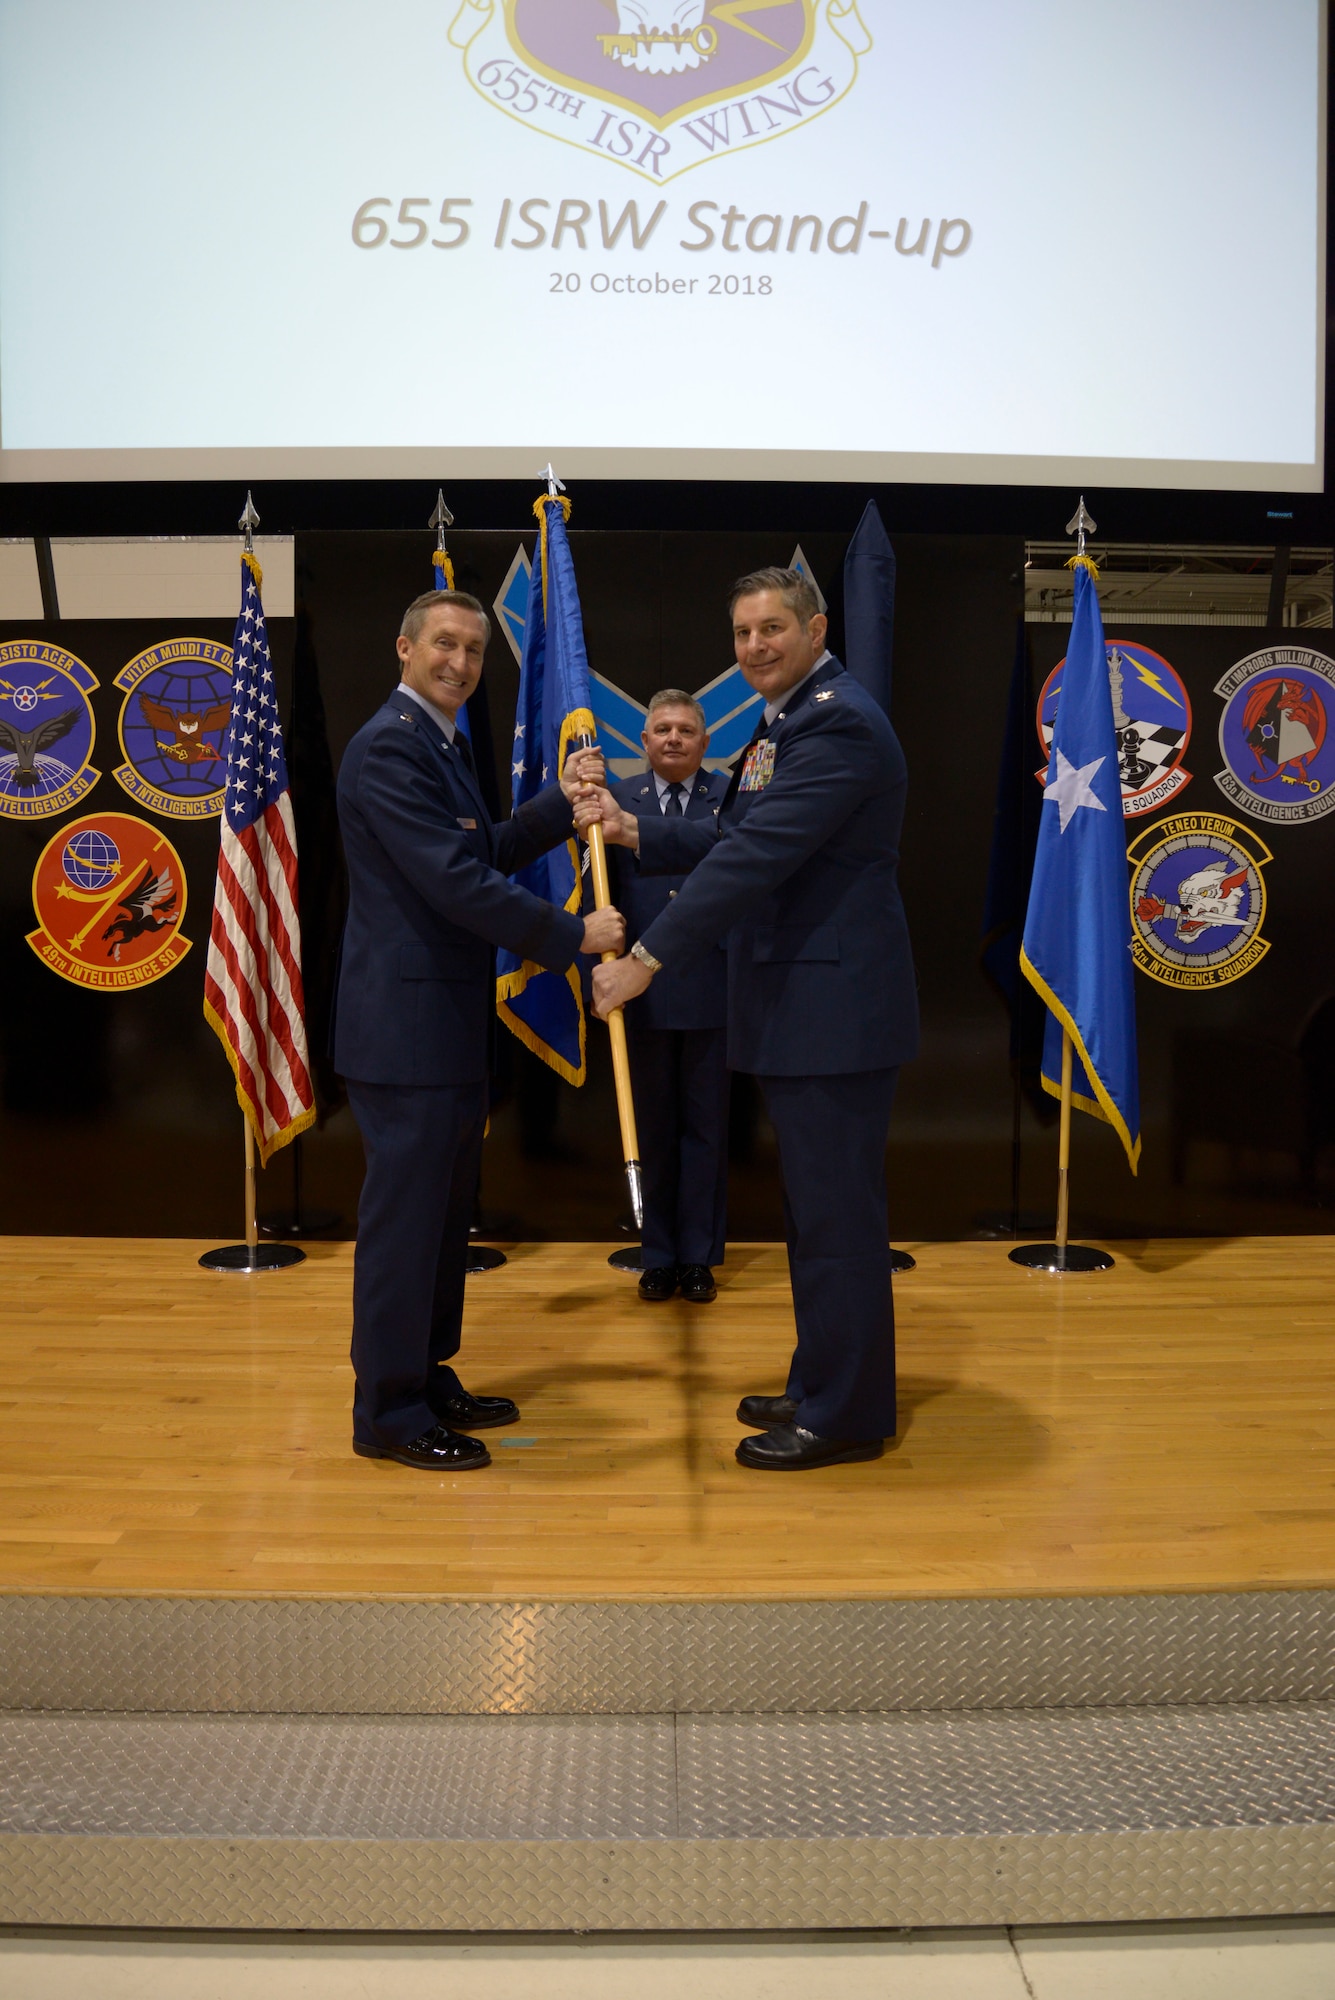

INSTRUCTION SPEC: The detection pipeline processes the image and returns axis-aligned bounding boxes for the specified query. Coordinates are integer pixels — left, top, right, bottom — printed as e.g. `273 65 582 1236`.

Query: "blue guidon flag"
495 492 596 1086
1020 561 1141 1171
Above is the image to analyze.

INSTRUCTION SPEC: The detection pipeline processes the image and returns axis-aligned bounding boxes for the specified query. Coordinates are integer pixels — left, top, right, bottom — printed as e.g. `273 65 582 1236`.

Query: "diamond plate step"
3 1592 1334 1715
1 1705 1333 1929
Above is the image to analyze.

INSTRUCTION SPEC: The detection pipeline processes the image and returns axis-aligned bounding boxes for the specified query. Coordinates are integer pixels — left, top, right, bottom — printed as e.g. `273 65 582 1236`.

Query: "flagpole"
1008 496 1117 1278
1055 1029 1073 1253
581 775 643 1230
199 491 306 1277
244 1116 259 1254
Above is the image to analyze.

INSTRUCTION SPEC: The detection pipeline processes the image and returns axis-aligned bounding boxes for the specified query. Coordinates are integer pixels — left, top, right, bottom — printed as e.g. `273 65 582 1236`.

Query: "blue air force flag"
1020 563 1141 1171
495 495 596 1086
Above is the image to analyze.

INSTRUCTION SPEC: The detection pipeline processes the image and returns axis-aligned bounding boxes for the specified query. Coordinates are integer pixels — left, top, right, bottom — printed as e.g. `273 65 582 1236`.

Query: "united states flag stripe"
203 552 316 1163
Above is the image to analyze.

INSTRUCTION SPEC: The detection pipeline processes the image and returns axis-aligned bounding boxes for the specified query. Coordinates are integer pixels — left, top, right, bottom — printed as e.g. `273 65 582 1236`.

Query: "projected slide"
0 0 1323 487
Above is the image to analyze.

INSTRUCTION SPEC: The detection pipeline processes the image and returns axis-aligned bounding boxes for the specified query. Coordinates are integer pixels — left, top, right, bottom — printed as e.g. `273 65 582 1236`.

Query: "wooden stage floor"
1 1235 1333 1602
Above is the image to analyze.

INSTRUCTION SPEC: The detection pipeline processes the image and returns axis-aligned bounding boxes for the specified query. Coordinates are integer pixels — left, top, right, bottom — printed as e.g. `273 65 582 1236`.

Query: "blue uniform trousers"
759 1067 899 1442
346 1078 486 1446
628 1021 729 1271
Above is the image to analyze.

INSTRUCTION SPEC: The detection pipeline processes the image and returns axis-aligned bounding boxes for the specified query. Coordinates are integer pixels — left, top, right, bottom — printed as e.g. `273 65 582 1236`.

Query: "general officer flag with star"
1020 561 1141 1170
495 493 597 1085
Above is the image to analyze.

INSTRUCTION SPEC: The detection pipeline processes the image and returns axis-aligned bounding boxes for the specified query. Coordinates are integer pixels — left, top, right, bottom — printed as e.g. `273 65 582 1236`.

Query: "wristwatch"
630 941 663 975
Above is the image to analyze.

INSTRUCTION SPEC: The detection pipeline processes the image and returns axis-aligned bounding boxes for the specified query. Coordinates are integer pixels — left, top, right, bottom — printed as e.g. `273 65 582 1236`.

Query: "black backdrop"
1 528 1332 1241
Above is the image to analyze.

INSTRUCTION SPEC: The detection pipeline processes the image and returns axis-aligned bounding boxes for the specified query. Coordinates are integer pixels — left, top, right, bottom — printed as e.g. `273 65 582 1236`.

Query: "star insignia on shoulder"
814 689 835 703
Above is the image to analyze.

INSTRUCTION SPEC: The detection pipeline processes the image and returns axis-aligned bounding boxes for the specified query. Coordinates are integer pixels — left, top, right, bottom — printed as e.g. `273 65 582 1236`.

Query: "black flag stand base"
466 1186 507 1273
200 1119 307 1274
888 1247 917 1274
200 1242 307 1274
1006 1030 1115 1277
467 1244 507 1274
1008 1241 1113 1275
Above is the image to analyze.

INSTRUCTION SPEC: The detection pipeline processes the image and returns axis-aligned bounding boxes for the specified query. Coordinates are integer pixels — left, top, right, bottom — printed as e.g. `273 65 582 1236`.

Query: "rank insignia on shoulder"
814 689 835 703
739 738 777 792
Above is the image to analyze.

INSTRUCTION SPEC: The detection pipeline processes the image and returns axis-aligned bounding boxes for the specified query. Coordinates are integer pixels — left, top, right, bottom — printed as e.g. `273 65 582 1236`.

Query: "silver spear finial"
428 489 454 547
1065 496 1097 559
539 463 566 497
238 491 260 554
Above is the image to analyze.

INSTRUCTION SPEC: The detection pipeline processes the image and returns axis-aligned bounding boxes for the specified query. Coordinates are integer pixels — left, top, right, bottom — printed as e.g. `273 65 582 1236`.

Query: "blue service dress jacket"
334 691 585 1086
607 768 730 1033
632 659 919 1076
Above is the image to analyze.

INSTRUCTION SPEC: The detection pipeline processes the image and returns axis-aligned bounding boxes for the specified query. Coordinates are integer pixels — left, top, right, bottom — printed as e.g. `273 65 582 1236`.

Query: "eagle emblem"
138 694 232 764
454 1 868 183
114 638 235 821
0 707 82 786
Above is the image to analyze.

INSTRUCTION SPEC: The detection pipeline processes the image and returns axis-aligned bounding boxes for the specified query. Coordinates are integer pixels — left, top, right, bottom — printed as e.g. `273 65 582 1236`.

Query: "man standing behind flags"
1021 557 1141 1170
604 691 731 1305
586 568 918 1470
334 589 621 1471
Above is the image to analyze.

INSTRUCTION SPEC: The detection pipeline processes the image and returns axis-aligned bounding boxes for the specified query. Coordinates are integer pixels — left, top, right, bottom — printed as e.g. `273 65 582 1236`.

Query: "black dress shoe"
736 1393 797 1428
638 1265 678 1301
353 1424 491 1470
430 1386 520 1430
678 1264 717 1303
735 1423 883 1471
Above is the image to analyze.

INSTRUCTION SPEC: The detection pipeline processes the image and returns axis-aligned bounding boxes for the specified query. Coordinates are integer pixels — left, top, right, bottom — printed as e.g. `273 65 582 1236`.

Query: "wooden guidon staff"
576 737 642 1228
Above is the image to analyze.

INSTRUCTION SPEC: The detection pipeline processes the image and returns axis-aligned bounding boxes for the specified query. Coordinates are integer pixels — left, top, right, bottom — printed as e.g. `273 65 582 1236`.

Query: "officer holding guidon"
335 588 621 1472
583 568 917 1471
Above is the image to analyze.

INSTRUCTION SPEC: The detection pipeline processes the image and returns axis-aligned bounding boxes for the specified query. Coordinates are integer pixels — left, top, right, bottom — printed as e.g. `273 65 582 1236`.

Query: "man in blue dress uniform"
606 690 731 1305
588 568 917 1471
335 590 622 1471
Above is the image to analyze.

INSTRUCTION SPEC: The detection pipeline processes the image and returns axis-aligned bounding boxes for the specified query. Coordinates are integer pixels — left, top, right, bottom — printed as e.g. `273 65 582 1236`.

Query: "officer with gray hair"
603 687 731 1304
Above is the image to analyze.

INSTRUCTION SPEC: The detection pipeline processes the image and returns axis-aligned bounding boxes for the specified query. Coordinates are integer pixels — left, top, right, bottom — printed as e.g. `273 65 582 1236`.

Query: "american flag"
203 552 315 1163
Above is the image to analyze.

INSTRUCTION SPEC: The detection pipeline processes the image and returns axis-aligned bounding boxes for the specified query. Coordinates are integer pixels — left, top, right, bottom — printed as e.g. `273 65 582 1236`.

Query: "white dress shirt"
763 649 833 727
653 769 696 813
398 681 458 744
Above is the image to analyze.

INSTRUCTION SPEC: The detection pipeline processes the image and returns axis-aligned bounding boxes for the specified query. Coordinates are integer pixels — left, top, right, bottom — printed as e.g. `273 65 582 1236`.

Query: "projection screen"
0 0 1324 488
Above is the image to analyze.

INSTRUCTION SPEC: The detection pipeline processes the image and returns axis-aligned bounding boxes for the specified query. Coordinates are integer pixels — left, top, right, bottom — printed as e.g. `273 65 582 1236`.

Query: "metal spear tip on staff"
1065 496 1096 555
238 491 260 551
429 490 454 544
